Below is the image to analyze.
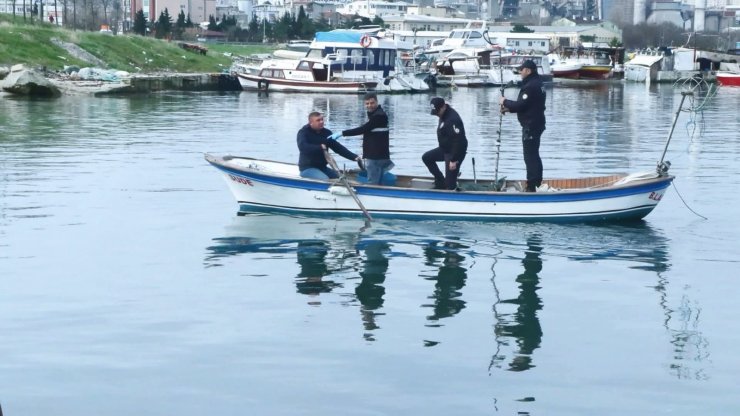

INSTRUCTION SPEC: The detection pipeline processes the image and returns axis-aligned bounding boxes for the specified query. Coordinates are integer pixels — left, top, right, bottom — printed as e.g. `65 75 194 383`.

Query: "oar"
472 157 477 184
324 149 373 222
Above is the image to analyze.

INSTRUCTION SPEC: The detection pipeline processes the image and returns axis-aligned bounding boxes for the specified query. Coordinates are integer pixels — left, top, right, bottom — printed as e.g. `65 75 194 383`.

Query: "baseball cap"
517 59 538 72
430 97 445 115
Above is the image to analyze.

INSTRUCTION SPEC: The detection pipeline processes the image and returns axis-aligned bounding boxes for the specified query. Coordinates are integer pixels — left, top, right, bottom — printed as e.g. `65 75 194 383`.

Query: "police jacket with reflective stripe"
342 105 390 160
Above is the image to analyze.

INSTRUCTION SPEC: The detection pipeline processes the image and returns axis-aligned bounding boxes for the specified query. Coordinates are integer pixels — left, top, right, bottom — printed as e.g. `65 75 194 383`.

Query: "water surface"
1 83 739 415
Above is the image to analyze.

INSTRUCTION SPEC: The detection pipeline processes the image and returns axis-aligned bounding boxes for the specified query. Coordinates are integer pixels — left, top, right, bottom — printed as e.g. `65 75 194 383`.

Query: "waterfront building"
335 0 409 19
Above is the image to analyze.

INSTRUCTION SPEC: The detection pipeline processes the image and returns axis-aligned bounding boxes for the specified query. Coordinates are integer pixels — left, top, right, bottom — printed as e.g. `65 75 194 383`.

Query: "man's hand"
449 161 458 171
500 104 508 114
328 132 342 141
498 96 506 106
321 144 327 150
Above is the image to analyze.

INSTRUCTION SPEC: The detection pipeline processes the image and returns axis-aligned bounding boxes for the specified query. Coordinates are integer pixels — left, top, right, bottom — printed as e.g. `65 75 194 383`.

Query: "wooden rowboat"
205 154 673 223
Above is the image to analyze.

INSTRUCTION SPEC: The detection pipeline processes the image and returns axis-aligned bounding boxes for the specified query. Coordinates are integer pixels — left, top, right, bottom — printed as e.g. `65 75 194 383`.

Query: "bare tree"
99 0 114 25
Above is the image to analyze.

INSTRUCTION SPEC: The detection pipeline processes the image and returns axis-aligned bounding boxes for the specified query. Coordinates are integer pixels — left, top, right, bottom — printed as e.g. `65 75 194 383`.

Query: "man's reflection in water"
354 240 390 341
422 241 468 324
295 240 341 304
493 235 543 372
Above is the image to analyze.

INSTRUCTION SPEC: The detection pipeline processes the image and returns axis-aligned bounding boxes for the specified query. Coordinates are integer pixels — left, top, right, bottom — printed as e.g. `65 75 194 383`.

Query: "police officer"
329 93 393 185
499 59 546 192
423 97 468 190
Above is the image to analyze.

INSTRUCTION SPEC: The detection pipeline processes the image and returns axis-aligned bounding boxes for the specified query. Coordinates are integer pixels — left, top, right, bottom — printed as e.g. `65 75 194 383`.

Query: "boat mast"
657 91 692 175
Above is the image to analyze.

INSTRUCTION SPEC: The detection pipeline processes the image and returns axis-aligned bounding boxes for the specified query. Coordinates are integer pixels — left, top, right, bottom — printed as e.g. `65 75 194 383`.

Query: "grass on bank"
0 15 276 73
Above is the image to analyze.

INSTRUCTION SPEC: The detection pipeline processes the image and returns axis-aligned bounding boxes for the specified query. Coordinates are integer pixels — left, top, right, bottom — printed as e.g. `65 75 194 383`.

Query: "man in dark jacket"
330 93 393 185
422 97 468 190
297 111 362 180
500 59 546 192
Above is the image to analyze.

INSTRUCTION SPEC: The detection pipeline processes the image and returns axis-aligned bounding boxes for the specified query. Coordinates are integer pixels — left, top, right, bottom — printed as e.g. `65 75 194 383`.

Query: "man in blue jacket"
422 97 468 190
297 111 363 180
500 59 546 192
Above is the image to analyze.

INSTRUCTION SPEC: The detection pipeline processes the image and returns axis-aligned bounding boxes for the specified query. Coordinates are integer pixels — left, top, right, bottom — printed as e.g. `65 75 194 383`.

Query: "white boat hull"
237 73 376 94
206 155 674 223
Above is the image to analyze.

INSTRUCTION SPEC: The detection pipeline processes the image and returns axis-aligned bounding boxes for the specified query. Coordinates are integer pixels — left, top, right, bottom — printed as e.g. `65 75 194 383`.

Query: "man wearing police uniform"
499 59 546 192
330 93 393 185
423 97 468 190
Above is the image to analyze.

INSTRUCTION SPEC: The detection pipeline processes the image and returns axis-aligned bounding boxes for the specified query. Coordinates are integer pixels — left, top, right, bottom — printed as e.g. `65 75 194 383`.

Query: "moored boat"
548 44 624 80
717 71 740 86
306 30 431 93
236 57 377 93
716 63 740 86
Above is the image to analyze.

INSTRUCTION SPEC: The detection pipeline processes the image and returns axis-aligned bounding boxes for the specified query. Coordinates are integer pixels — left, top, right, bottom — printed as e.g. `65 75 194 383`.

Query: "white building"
335 0 409 19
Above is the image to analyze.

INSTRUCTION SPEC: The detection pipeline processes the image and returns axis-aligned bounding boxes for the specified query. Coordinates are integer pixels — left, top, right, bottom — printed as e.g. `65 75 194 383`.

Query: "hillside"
0 15 274 73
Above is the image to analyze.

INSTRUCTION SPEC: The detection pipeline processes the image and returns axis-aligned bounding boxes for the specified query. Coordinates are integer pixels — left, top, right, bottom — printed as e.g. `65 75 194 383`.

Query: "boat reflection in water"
490 235 543 372
422 240 469 325
205 214 705 374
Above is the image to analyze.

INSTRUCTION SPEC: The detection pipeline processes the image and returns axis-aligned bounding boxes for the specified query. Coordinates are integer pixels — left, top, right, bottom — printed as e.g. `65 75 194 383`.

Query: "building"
335 0 409 19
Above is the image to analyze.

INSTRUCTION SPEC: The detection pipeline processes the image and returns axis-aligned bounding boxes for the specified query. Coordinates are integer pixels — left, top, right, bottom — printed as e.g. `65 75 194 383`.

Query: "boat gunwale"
205 154 675 200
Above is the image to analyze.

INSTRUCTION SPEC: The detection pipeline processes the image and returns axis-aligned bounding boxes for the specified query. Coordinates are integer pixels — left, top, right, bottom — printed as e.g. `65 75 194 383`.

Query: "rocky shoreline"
0 64 241 97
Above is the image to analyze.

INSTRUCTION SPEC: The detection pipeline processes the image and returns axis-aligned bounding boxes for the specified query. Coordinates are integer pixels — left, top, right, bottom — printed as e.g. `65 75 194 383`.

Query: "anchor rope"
670 181 708 220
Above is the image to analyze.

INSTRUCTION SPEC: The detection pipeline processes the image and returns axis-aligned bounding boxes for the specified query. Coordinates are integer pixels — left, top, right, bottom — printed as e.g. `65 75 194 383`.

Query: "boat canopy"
315 31 364 44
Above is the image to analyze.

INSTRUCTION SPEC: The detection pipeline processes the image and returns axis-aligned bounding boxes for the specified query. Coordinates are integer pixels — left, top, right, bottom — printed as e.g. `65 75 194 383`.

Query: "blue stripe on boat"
211 163 673 204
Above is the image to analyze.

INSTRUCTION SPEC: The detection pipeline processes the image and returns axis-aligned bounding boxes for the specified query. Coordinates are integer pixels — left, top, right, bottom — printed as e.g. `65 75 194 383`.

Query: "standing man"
422 97 468 190
499 59 546 192
329 93 393 185
297 111 363 180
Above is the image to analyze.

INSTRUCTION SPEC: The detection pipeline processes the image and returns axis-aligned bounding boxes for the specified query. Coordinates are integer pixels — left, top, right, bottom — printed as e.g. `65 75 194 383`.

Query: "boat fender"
257 79 269 91
360 34 371 48
329 185 352 196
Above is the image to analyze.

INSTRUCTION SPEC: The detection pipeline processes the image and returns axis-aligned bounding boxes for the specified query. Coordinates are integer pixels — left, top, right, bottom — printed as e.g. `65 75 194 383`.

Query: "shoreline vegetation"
0 15 275 95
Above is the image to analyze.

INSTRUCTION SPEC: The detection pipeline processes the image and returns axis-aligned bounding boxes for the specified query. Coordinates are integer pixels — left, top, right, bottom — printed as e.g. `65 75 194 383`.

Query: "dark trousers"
522 127 543 191
422 147 465 190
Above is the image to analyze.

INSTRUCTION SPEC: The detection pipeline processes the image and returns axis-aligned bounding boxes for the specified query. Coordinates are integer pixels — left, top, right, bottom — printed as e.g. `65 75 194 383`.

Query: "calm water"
1 83 739 415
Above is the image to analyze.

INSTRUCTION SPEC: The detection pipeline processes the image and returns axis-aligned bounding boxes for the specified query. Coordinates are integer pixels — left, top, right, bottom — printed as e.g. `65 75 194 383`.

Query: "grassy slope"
0 15 275 73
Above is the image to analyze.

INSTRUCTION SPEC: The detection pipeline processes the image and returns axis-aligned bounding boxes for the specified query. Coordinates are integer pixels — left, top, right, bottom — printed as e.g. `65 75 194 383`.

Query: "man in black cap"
423 97 468 190
499 59 546 192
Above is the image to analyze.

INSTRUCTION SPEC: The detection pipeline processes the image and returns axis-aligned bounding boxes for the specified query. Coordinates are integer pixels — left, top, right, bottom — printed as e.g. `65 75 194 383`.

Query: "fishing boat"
205 154 675 223
207 90 691 223
717 71 740 86
548 44 624 80
716 63 740 86
236 57 377 93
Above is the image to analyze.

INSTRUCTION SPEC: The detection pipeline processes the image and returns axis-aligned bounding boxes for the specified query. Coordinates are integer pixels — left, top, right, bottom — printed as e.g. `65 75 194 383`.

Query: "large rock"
0 66 9 80
1 64 61 97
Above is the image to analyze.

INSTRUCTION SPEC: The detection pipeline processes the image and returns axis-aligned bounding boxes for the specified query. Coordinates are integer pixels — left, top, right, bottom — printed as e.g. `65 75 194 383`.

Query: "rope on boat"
672 76 717 144
670 181 708 220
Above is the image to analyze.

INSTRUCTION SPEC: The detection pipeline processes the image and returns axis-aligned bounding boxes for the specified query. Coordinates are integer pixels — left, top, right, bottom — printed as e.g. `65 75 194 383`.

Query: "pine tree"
175 10 187 40
155 8 173 39
208 15 218 31
133 9 147 36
